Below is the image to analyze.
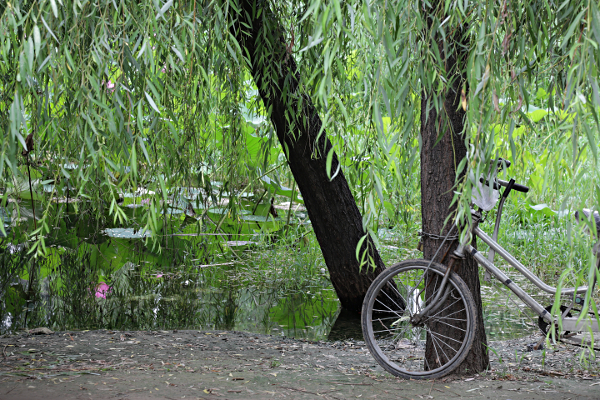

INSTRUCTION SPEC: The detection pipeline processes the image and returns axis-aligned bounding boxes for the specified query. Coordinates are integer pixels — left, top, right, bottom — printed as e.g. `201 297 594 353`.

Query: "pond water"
0 202 546 342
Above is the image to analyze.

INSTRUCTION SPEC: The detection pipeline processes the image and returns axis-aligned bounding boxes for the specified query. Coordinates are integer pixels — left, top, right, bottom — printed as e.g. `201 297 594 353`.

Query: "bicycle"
361 159 600 379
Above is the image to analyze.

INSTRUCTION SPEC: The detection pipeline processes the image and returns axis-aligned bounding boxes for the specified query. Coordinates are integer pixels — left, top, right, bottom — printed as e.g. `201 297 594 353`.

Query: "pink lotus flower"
101 80 116 92
95 282 112 299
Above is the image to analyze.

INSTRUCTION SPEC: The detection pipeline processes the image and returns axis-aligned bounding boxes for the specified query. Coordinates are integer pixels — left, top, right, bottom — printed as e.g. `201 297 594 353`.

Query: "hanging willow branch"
0 0 598 253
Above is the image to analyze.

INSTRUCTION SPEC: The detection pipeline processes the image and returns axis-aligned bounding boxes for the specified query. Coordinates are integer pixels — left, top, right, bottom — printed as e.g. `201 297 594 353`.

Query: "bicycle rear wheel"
361 259 476 379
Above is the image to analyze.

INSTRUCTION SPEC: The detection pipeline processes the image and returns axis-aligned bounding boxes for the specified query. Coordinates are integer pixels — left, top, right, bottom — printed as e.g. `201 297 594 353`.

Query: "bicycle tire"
361 259 477 379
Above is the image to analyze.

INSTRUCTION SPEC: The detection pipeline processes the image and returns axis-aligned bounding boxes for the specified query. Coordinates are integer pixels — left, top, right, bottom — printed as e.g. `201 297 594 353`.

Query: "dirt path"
1 329 598 399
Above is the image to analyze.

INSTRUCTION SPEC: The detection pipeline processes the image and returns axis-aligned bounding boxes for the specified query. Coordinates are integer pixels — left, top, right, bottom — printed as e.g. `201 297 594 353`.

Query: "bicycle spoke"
423 344 433 371
429 331 454 367
371 308 402 315
427 334 462 359
429 334 445 369
421 297 463 324
373 298 403 318
431 306 467 321
373 317 415 337
428 329 465 345
427 315 467 324
380 281 408 312
369 315 410 322
372 323 415 335
428 319 468 333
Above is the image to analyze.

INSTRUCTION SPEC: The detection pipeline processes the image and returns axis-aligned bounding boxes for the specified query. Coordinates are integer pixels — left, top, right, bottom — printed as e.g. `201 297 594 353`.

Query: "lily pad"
240 214 274 222
528 203 557 217
261 176 303 203
226 241 259 247
241 104 267 128
119 189 156 198
104 228 151 239
173 187 206 201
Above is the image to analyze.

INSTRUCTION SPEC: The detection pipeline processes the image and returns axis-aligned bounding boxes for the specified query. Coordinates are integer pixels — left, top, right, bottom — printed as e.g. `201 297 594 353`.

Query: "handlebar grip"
511 182 530 193
497 158 511 171
497 179 529 193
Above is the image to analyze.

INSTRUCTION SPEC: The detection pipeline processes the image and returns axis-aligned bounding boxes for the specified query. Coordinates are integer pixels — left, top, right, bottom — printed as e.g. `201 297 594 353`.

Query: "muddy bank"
0 329 598 399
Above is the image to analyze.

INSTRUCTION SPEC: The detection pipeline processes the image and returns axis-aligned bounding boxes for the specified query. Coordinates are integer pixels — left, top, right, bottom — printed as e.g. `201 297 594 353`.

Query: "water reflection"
1 246 545 341
327 308 363 341
0 246 343 340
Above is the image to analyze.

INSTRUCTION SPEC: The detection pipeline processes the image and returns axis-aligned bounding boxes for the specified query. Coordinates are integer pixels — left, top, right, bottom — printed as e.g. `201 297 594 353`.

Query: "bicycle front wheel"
361 259 476 379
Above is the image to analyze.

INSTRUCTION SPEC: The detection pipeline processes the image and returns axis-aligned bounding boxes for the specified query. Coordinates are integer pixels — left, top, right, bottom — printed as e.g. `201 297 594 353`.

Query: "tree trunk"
419 43 490 373
230 0 387 312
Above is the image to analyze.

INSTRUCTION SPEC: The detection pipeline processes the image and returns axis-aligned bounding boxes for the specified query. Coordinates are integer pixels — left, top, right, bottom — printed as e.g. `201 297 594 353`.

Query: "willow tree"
2 0 600 375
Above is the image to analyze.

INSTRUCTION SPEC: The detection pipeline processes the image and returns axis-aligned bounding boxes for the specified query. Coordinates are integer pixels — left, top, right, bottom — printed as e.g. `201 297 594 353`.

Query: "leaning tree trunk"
419 40 490 373
230 0 387 312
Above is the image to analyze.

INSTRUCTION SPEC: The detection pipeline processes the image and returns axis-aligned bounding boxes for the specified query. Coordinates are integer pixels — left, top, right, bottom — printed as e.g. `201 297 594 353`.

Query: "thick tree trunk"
230 0 387 312
419 45 490 373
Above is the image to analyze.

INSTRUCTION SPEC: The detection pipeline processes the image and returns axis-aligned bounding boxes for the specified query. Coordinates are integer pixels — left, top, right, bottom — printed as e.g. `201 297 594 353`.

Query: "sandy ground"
1 329 599 399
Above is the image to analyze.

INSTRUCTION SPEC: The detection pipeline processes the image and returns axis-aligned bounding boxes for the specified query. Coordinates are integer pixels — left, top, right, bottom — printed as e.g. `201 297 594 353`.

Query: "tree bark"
419 39 490 373
230 0 387 312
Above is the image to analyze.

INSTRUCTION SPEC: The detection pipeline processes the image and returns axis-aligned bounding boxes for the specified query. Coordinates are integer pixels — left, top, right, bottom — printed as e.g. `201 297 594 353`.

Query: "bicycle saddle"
472 158 509 211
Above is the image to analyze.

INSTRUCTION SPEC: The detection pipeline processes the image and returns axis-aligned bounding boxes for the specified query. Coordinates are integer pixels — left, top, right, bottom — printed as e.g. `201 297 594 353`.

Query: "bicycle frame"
454 209 600 332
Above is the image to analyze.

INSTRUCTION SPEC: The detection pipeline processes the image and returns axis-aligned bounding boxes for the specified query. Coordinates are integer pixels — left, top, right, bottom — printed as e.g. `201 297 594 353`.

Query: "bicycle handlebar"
497 178 529 193
479 178 530 193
